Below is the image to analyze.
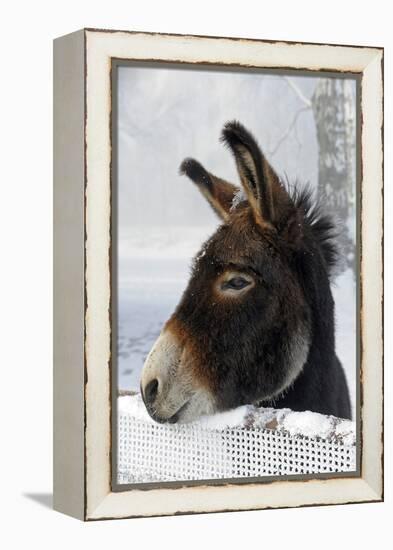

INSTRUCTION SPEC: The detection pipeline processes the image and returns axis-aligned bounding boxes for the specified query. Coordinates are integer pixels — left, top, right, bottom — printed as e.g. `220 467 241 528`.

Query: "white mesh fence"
117 395 356 484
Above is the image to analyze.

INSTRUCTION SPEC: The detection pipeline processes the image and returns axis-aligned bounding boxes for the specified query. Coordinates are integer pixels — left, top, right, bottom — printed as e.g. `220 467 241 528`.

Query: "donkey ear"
180 158 238 221
221 121 290 228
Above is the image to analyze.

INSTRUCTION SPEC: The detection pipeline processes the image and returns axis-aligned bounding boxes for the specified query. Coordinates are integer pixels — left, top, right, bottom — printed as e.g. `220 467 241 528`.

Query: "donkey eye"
223 277 251 290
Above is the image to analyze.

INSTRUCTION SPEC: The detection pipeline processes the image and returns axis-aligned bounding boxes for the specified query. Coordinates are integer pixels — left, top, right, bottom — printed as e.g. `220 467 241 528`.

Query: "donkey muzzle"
140 328 215 423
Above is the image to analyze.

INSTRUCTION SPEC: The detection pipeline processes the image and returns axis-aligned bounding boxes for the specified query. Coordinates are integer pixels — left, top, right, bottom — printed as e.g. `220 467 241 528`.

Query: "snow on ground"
117 226 216 390
117 226 357 419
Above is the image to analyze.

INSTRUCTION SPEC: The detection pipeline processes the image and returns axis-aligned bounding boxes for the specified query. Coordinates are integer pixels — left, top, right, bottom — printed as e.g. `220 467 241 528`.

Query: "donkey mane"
290 184 340 276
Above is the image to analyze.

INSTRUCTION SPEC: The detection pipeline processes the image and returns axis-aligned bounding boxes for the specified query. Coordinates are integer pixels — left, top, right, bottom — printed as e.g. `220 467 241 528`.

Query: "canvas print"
113 64 358 485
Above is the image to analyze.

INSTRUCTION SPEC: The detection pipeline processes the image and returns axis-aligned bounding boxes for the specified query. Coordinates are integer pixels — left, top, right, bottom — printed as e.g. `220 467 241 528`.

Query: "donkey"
140 121 352 424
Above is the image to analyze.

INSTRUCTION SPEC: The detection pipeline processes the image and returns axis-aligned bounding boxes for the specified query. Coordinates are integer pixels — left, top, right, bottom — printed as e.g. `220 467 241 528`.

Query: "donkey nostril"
144 378 159 404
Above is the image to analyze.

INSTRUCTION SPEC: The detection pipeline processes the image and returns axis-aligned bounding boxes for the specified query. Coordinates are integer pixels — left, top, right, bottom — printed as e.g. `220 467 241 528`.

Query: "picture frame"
53 28 383 521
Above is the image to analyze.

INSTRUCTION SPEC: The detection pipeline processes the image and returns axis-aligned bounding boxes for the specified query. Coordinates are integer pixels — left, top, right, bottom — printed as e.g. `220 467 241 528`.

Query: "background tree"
271 77 356 272
312 78 356 271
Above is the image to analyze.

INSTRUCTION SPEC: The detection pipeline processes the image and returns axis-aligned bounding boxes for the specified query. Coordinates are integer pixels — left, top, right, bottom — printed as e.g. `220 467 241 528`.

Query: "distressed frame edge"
83 26 384 57
358 48 384 500
110 60 363 495
81 29 383 521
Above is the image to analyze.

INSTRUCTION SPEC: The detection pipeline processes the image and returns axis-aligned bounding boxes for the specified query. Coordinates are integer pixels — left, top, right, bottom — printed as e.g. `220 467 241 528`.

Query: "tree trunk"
311 79 356 271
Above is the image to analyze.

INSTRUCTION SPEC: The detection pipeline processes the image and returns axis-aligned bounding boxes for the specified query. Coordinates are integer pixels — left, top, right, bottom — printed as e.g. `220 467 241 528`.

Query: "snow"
282 411 336 439
118 393 252 428
118 393 152 421
118 394 356 444
335 419 357 446
197 406 253 428
230 188 247 211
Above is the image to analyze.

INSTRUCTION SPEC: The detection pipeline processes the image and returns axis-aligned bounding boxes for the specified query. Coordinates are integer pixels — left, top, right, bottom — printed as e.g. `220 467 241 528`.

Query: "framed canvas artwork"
53 28 383 520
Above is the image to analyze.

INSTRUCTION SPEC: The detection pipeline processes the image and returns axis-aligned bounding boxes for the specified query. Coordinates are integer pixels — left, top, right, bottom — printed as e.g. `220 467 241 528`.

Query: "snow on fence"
117 394 356 484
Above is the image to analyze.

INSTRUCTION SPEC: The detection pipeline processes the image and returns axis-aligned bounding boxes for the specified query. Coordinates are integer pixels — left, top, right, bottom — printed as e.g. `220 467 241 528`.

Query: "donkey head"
141 121 313 423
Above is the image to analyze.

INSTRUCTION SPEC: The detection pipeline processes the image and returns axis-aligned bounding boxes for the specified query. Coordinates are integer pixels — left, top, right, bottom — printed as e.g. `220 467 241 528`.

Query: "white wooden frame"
53 28 383 521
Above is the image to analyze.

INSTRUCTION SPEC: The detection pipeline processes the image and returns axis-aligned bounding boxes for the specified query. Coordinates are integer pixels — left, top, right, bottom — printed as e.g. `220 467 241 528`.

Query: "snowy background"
116 65 357 415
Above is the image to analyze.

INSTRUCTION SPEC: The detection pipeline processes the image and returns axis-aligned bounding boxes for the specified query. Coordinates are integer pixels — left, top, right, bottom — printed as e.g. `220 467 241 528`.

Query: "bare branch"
268 107 310 157
283 77 312 108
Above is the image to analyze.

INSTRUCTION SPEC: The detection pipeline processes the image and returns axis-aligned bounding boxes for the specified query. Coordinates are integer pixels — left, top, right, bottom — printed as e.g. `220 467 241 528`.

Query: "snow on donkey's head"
141 121 351 424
